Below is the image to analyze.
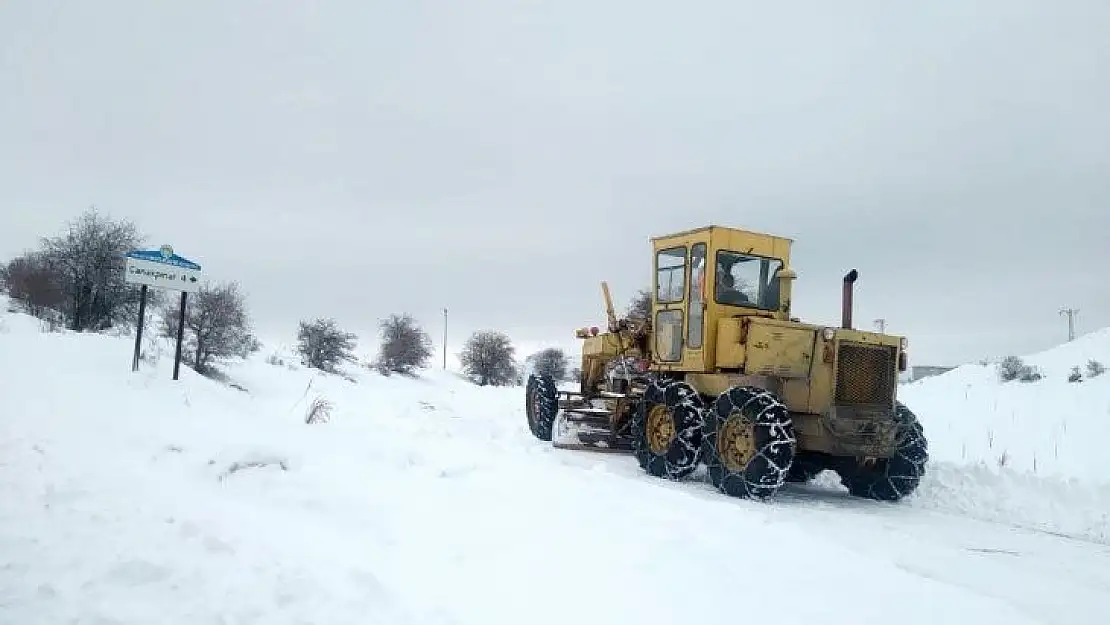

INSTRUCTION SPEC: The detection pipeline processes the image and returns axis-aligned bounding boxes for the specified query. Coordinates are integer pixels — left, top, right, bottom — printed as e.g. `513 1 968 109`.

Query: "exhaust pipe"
841 269 859 329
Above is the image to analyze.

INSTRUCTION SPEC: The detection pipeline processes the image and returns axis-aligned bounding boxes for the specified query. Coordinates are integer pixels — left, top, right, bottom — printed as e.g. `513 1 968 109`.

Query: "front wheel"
525 373 559 441
702 386 796 500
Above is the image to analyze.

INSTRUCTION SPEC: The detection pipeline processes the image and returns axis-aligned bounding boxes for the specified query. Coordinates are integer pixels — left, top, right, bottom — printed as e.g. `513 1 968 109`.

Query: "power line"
874 318 886 334
1060 307 1079 342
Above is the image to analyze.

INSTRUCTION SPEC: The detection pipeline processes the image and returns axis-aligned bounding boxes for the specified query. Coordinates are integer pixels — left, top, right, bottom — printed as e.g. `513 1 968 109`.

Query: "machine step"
562 413 613 429
564 407 612 416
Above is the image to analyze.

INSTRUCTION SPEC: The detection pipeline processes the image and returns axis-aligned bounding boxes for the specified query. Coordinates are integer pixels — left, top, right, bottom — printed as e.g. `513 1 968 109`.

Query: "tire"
525 373 559 441
834 401 928 502
702 386 796 500
631 377 705 480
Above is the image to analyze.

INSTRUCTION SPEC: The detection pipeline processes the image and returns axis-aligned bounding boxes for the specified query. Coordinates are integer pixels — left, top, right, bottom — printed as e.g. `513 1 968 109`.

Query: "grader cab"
524 225 928 502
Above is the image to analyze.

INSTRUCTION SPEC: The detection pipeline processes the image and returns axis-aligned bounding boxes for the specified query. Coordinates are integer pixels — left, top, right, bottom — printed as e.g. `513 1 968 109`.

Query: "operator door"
654 245 686 362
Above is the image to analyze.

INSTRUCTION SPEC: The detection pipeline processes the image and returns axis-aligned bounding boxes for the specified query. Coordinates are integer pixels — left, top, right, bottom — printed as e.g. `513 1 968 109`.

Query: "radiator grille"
835 343 897 405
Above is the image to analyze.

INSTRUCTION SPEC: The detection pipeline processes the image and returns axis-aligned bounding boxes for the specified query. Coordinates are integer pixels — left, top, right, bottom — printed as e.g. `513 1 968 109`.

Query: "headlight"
900 337 909 349
821 327 835 340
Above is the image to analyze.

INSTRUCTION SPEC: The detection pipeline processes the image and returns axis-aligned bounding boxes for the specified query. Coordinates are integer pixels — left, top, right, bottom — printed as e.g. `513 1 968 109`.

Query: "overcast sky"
2 1 1107 367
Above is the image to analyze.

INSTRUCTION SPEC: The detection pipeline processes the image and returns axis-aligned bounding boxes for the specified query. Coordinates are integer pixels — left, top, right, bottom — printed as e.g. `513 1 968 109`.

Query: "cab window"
714 250 784 310
655 246 686 304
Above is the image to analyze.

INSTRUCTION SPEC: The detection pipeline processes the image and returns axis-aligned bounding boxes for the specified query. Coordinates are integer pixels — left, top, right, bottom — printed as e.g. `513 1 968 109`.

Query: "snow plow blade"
550 388 635 453
552 407 634 453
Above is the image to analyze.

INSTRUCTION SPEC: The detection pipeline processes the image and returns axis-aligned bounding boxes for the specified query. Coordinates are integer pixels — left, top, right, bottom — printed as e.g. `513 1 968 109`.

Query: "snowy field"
2 296 1109 625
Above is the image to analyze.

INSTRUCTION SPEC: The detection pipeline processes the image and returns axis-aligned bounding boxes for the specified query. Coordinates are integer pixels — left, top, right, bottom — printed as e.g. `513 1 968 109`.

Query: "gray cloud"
2 1 1107 366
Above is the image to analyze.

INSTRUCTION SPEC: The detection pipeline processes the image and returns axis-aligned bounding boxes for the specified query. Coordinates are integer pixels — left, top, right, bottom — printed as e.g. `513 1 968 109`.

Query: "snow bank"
894 329 1110 542
910 462 1109 544
900 328 1110 483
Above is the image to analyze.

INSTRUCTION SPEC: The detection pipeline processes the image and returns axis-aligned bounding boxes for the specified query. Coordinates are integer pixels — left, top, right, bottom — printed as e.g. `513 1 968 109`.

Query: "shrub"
296 318 358 373
459 330 517 386
376 313 433 375
39 206 145 332
997 355 1041 383
997 356 1022 382
1087 359 1106 378
0 251 65 320
528 347 568 381
1068 366 1083 383
1018 366 1043 382
160 281 258 375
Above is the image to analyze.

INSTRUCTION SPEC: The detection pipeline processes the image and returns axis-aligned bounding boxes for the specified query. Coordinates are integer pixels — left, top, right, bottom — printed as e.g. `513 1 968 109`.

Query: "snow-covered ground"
2 296 1108 624
901 330 1110 481
898 329 1110 542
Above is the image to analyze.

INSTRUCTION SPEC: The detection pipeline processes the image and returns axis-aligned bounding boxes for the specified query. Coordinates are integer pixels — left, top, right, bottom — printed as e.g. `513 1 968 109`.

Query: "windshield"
714 250 783 310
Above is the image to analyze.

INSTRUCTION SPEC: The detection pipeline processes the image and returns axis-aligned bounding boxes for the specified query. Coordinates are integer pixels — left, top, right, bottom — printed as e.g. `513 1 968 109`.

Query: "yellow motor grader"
524 225 928 501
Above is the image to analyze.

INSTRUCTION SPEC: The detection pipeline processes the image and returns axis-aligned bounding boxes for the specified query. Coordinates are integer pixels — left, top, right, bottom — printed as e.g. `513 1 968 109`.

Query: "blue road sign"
125 246 202 271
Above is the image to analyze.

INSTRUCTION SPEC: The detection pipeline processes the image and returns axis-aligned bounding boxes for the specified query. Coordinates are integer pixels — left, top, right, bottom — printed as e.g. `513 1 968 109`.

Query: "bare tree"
1 251 65 319
627 288 651 322
39 207 145 332
296 318 358 373
528 347 568 380
162 281 258 375
375 313 432 375
459 330 516 386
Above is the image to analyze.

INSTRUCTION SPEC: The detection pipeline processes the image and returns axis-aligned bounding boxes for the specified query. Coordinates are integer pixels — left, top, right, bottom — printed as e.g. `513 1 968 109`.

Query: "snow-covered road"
547 444 1110 625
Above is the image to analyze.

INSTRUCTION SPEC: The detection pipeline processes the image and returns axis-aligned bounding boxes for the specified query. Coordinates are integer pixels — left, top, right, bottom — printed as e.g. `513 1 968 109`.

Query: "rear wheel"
525 373 559 441
631 377 705 479
835 402 928 501
702 386 796 500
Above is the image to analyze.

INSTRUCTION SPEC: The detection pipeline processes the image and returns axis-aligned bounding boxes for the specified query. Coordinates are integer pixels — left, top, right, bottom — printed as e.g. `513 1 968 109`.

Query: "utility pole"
874 318 886 334
443 307 448 369
1060 308 1079 342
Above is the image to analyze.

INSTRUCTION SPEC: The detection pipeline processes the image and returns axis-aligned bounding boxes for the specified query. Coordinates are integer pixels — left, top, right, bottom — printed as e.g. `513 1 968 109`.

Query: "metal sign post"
123 244 203 380
131 284 148 372
173 291 188 380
